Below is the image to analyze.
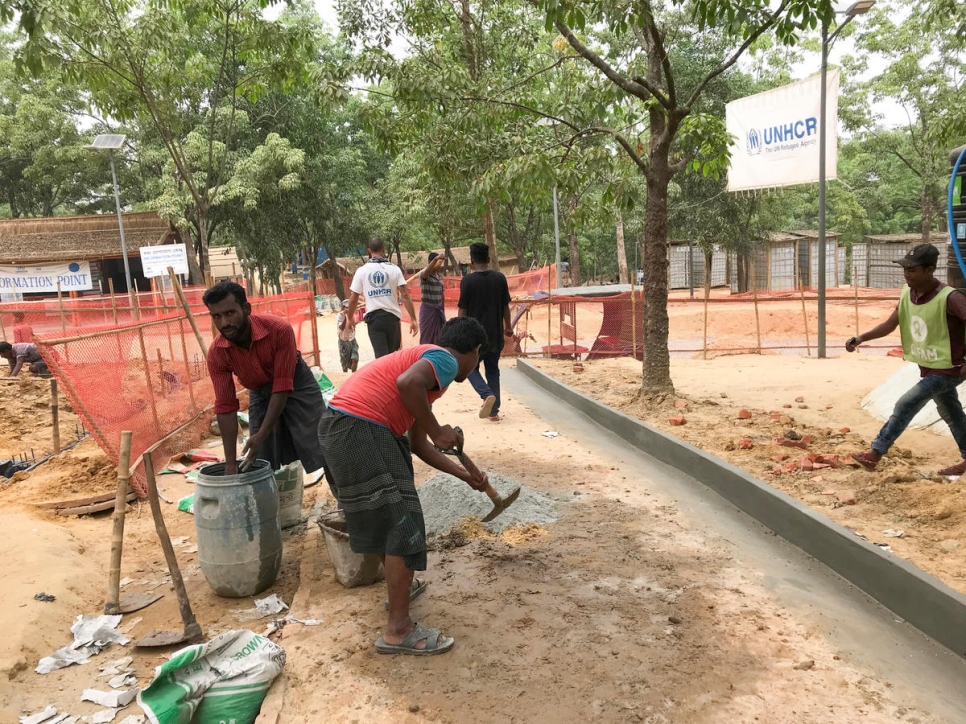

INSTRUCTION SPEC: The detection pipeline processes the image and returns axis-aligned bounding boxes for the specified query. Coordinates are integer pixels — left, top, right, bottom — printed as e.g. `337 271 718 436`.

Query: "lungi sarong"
317 407 427 570
418 304 446 346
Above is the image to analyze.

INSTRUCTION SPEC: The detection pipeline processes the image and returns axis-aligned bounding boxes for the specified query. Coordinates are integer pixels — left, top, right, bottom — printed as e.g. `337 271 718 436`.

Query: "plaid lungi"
317 407 427 570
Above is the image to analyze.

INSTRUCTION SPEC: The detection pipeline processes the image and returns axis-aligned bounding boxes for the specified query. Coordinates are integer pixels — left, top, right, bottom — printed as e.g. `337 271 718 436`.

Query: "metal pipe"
109 152 135 300
818 19 829 359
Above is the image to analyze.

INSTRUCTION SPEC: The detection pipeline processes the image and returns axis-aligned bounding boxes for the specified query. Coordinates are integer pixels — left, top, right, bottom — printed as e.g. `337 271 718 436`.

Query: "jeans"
872 373 966 458
365 310 402 358
468 351 502 416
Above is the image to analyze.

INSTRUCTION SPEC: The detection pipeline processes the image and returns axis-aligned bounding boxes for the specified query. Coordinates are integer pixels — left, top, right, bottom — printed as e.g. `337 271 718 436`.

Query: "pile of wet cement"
418 472 557 535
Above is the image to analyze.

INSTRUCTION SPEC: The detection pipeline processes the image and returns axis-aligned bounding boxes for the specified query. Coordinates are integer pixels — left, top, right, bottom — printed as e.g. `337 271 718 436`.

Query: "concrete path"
503 366 966 721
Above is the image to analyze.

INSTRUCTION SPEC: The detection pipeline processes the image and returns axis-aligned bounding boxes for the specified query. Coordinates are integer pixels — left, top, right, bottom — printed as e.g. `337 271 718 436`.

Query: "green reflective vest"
898 285 954 368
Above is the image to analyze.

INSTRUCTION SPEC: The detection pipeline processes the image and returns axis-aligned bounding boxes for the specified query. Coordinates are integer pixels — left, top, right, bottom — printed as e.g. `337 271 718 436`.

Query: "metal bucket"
318 512 384 588
195 460 282 598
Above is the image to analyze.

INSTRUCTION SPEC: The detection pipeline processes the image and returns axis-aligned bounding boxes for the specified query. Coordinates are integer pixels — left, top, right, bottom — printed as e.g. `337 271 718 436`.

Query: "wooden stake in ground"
169 266 209 358
854 265 860 335
0 311 6 343
798 273 811 356
630 271 637 359
308 288 320 367
56 281 67 334
108 278 119 324
751 258 762 354
50 379 60 454
702 278 710 360
136 310 161 436
105 431 133 614
546 263 552 359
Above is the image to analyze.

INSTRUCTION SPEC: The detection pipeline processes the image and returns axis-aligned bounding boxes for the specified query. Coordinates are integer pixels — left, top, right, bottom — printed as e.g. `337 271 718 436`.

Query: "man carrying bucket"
318 317 489 655
204 281 326 477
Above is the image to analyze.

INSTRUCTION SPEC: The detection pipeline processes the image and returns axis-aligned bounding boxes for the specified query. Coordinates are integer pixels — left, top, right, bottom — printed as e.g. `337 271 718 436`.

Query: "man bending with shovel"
318 317 489 655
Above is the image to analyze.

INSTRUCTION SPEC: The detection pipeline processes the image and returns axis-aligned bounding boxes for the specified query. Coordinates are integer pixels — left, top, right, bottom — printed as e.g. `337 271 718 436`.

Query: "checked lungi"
317 406 427 570
249 353 326 473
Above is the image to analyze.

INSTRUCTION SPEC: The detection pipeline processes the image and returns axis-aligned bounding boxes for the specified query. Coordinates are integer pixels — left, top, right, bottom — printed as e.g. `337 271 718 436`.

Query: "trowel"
439 426 521 522
135 451 204 648
105 431 162 616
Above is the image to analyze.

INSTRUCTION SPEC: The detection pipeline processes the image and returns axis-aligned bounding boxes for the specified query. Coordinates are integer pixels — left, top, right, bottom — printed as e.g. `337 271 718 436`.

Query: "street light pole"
552 186 562 289
818 1 875 359
108 151 134 299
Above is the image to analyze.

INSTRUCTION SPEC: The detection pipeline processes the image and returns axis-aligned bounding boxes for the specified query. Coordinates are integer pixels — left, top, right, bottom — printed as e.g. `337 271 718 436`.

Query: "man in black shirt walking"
458 243 512 421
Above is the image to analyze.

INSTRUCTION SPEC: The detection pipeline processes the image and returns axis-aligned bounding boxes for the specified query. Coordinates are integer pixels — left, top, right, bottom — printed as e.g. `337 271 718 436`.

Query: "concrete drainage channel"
516 359 966 659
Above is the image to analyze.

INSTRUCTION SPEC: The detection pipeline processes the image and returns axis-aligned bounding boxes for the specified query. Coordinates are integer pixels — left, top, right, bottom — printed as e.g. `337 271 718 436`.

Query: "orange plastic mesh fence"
32 291 317 496
389 286 902 359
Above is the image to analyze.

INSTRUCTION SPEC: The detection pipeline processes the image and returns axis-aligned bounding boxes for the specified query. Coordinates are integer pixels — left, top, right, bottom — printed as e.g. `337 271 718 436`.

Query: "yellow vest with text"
898 285 954 369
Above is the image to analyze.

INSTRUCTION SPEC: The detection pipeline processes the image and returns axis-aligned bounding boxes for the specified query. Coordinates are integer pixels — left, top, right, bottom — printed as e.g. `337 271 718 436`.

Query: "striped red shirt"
207 313 299 414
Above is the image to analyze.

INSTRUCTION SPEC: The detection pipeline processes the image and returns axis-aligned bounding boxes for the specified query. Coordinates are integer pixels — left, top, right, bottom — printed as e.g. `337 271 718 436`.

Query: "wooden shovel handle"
105 431 133 614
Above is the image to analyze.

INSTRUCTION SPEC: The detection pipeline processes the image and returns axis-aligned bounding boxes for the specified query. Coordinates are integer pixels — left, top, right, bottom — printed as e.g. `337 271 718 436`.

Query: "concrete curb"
517 359 966 657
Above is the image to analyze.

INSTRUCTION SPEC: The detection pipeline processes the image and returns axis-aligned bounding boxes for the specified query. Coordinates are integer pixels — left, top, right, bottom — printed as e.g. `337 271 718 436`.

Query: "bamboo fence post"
702 280 710 360
160 286 177 364
178 319 199 415
630 273 637 359
157 348 166 397
137 326 161 436
105 430 133 615
56 282 67 334
751 258 762 354
129 282 139 322
854 265 860 335
308 287 320 367
169 267 209 358
546 264 552 359
0 310 6 340
51 378 60 454
798 273 811 356
69 290 80 328
108 278 119 324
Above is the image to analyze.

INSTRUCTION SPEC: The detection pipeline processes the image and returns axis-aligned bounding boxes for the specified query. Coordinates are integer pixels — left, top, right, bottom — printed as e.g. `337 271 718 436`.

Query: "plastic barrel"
195 460 282 598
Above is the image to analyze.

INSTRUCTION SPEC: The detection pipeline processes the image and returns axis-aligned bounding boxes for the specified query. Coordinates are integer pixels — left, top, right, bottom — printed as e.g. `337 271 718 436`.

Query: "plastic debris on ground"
34 592 56 602
82 688 138 708
883 529 905 538
36 615 129 674
92 709 120 724
235 594 288 622
137 630 285 724
262 616 322 638
540 431 559 438
20 706 58 724
177 494 194 514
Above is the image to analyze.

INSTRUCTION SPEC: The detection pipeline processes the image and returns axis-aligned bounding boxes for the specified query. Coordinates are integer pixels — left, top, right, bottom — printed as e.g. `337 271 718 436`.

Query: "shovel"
104 431 162 616
439 427 521 522
135 450 204 648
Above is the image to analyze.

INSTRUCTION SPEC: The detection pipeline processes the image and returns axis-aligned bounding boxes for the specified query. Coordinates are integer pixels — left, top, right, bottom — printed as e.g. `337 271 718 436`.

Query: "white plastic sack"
137 630 285 724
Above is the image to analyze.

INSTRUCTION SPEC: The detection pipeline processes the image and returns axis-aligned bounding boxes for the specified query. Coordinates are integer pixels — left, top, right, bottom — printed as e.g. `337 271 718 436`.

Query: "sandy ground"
0 313 961 722
532 353 966 596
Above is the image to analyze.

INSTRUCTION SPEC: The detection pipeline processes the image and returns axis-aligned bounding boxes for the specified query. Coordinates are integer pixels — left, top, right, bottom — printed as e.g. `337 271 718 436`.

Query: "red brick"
738 438 754 450
783 404 792 408
776 438 809 450
800 435 816 446
839 427 850 434
801 458 814 471
837 490 857 505
737 409 752 419
669 415 687 426
795 396 805 403
771 453 789 462
674 399 688 409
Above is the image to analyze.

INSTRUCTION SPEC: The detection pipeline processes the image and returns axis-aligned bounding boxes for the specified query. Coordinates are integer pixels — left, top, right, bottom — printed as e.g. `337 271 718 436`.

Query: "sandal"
384 577 428 610
375 622 454 656
479 395 496 419
850 452 878 472
939 460 966 477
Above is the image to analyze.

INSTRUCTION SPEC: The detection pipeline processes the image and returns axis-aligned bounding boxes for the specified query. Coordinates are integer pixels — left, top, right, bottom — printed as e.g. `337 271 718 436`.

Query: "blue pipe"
949 145 966 279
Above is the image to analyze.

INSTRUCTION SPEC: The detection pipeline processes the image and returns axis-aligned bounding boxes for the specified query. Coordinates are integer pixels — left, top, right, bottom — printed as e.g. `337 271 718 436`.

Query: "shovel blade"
481 486 521 522
118 593 162 614
135 630 190 648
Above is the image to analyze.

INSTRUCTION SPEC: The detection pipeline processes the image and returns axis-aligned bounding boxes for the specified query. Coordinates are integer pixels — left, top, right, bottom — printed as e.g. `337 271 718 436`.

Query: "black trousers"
365 309 402 358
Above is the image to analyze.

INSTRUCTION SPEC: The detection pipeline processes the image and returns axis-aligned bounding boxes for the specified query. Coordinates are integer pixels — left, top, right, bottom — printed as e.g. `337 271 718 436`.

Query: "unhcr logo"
744 116 819 155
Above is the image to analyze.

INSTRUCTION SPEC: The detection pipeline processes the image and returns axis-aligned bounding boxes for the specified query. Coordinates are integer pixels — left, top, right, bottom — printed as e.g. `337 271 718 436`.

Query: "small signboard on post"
141 244 189 278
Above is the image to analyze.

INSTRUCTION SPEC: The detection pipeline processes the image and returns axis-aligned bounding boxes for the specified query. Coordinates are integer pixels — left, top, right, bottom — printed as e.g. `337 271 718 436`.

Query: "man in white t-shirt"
345 237 419 358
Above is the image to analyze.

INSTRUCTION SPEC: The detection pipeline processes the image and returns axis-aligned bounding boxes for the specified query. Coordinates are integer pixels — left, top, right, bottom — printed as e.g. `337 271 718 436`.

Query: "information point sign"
140 244 189 278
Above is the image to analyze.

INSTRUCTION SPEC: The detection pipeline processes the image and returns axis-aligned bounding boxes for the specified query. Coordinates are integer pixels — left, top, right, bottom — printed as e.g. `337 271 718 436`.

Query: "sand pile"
418 472 557 535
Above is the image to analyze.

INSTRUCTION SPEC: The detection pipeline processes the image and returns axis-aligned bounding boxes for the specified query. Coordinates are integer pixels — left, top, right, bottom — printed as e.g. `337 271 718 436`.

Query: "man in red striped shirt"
204 281 326 476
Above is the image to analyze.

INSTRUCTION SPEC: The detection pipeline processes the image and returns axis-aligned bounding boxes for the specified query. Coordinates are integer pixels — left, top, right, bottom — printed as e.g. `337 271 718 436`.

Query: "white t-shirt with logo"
350 258 407 318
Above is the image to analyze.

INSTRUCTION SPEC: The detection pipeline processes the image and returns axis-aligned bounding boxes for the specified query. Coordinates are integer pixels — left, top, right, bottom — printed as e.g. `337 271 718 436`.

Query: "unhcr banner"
0 261 93 293
726 69 839 192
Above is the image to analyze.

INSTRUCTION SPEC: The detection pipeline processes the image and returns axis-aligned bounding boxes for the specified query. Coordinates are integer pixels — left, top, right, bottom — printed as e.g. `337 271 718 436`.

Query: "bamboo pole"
308 288 320 367
546 263 552 359
128 403 214 477
56 281 67 334
137 325 160 435
69 290 80 328
702 280 710 360
51 378 60 454
105 430 133 615
169 267 208 358
751 258 762 354
129 282 139 322
798 272 811 356
0 310 6 341
160 285 177 364
108 278 119 324
156 348 166 397
178 319 199 415
854 265 860 335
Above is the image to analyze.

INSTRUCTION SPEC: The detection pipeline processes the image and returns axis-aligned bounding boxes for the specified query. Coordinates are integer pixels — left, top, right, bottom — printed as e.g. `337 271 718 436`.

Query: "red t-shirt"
207 313 298 414
12 324 33 344
329 345 458 437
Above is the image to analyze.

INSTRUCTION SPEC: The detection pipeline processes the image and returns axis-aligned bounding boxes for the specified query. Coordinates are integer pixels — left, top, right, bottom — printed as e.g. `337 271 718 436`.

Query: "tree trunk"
641 169 673 393
197 209 211 281
483 199 499 271
566 195 581 286
323 244 346 299
442 233 459 274
615 211 628 284
921 186 933 244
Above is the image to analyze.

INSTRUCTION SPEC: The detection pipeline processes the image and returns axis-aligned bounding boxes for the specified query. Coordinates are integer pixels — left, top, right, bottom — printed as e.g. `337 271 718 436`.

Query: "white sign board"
726 69 839 192
140 243 189 278
0 262 93 294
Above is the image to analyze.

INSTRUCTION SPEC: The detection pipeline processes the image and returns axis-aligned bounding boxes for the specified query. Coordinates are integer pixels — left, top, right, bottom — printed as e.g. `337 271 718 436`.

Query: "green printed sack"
137 629 285 724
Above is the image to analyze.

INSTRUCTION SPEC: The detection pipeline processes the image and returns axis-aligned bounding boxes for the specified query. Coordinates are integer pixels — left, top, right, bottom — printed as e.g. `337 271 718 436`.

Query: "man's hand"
239 431 265 472
845 335 863 353
431 424 463 452
410 319 419 337
463 467 488 491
